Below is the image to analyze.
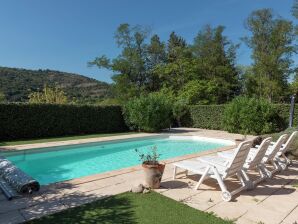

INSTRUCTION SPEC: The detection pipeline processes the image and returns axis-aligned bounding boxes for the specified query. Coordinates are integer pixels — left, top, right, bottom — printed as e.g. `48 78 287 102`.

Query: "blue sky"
0 0 296 83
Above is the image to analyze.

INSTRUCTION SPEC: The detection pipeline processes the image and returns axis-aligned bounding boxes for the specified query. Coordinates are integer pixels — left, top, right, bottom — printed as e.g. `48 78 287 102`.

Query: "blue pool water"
1 136 229 185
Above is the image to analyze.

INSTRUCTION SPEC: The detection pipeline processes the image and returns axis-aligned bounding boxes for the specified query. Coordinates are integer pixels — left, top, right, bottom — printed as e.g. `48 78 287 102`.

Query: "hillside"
0 66 112 102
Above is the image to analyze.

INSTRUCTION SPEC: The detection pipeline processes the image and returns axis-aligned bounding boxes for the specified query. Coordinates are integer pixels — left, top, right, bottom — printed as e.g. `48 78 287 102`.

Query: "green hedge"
182 104 297 131
0 104 128 140
182 105 226 130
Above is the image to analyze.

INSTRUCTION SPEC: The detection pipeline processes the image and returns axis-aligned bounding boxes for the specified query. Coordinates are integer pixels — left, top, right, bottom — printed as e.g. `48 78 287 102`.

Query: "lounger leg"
241 170 250 182
173 166 177 180
271 160 280 174
262 164 272 178
253 166 266 186
276 157 287 170
240 170 253 190
232 172 248 194
195 166 210 190
238 172 247 187
212 167 227 192
282 153 292 165
212 167 232 201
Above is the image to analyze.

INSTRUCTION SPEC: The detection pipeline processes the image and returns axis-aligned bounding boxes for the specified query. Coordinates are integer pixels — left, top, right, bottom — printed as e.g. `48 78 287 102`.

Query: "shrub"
28 86 68 104
123 93 172 132
0 104 127 140
222 97 282 135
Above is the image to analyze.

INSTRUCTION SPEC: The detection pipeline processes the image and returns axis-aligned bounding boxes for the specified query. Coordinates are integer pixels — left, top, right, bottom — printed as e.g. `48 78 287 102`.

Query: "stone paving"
0 128 297 224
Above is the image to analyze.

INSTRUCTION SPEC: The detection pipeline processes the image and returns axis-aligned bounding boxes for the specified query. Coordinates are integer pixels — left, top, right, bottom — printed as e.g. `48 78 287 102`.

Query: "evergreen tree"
243 9 295 102
146 34 166 91
191 25 240 103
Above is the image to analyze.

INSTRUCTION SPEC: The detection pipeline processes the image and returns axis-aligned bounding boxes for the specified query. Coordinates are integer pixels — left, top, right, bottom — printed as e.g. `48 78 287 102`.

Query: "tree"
145 34 166 91
155 32 195 92
292 0 298 19
89 24 150 102
28 86 68 104
89 23 240 104
191 25 240 103
243 9 295 102
177 80 219 105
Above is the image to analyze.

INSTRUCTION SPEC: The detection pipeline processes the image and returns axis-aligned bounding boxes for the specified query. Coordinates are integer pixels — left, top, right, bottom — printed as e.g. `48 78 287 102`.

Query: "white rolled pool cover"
0 156 40 200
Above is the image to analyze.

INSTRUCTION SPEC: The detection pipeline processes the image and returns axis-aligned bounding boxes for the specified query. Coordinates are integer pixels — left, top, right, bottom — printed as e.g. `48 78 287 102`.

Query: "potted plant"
135 146 165 189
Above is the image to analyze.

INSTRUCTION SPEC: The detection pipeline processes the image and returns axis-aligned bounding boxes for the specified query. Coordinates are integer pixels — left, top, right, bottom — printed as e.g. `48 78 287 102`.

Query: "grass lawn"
27 192 232 224
0 132 136 146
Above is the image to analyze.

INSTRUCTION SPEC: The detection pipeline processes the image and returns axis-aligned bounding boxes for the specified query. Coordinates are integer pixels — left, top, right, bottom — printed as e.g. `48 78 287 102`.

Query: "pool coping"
0 133 161 151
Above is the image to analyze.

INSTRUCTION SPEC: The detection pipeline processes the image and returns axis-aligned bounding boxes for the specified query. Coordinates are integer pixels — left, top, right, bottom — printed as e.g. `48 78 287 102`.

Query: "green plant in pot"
135 146 165 189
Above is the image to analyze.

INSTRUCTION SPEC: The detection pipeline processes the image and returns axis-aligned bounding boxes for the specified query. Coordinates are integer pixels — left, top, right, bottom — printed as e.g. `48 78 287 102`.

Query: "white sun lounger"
173 140 252 202
256 134 288 177
274 131 297 169
217 137 272 188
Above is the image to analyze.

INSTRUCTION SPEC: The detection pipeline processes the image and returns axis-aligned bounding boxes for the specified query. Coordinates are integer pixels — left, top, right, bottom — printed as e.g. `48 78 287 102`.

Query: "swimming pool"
1 136 234 185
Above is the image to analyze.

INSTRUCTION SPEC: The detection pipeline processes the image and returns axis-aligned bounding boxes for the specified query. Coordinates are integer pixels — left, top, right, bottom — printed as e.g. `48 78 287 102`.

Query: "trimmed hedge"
182 105 226 130
181 104 298 131
0 104 128 140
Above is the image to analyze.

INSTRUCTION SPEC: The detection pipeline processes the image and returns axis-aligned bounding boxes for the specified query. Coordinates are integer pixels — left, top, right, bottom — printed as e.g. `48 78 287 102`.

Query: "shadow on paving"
165 163 298 201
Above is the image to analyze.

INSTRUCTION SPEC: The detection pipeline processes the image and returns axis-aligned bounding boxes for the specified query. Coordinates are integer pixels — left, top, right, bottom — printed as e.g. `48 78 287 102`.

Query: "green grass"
0 132 136 146
26 192 233 224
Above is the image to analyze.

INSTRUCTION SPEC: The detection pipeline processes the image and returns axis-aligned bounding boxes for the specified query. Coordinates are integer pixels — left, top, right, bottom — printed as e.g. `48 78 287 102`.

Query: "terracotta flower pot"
142 162 165 189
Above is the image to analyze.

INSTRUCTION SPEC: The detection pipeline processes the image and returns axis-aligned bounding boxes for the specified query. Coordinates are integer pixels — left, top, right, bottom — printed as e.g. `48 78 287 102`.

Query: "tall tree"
243 9 295 102
155 32 195 92
191 25 240 103
89 24 150 101
292 0 298 19
145 34 166 91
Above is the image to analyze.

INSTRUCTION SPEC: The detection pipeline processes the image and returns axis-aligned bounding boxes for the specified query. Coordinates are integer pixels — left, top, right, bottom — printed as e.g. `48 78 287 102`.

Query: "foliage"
242 9 295 102
135 146 160 165
0 104 127 140
96 98 121 106
292 0 298 19
172 99 188 127
182 105 226 130
0 66 111 103
28 86 68 104
191 25 240 103
182 103 296 132
123 92 172 132
177 80 219 105
90 24 240 104
89 24 151 102
222 97 282 135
